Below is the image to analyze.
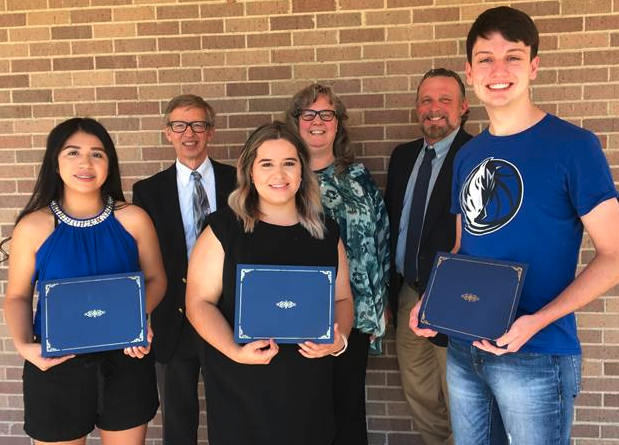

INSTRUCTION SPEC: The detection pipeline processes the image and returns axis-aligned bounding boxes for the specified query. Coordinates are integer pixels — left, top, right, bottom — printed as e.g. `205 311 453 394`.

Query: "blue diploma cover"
418 252 527 342
234 264 335 344
40 272 148 357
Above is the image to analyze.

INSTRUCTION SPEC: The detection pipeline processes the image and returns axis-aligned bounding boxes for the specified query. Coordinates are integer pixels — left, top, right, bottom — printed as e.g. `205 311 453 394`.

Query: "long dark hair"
15 117 125 225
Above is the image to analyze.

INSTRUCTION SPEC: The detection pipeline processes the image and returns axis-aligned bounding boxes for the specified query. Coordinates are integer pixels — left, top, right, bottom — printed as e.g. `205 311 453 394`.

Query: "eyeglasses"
297 109 337 122
167 121 211 133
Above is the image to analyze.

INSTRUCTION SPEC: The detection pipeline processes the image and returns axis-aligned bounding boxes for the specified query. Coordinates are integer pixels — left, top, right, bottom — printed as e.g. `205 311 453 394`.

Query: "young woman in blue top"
4 118 166 445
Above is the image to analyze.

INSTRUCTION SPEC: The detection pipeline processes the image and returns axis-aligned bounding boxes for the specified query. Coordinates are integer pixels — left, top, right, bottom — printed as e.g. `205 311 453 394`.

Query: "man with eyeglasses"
132 94 236 445
385 68 471 445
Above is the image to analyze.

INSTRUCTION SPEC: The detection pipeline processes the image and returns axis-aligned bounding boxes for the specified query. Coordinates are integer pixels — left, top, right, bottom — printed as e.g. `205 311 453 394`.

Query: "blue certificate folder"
234 264 336 344
40 272 148 357
418 252 527 342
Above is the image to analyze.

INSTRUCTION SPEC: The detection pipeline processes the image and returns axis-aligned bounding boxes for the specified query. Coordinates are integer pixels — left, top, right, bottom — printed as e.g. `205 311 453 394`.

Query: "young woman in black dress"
186 121 353 445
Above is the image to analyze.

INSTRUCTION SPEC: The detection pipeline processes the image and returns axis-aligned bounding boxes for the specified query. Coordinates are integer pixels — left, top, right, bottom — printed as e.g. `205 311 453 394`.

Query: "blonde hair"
228 121 326 239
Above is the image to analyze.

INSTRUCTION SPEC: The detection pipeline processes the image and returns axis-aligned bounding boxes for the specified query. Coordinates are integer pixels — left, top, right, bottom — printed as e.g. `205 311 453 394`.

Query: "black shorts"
23 350 159 442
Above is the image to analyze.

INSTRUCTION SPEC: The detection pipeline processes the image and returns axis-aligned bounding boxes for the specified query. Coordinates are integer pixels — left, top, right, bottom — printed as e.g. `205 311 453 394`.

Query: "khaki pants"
396 282 453 445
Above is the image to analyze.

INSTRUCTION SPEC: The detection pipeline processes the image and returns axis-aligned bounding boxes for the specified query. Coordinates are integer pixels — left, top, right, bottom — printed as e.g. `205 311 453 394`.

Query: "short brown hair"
285 83 353 176
164 94 216 126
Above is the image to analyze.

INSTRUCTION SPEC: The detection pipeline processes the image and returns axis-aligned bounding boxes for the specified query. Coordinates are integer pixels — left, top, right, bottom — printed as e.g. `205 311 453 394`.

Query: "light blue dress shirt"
395 128 460 274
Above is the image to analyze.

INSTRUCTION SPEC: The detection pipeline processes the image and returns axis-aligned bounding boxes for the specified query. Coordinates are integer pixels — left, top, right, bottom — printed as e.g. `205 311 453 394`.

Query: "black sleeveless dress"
204 208 340 445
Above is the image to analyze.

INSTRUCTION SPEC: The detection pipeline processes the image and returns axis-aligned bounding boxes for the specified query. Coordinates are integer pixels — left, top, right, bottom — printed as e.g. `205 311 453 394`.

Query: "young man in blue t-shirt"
410 6 619 444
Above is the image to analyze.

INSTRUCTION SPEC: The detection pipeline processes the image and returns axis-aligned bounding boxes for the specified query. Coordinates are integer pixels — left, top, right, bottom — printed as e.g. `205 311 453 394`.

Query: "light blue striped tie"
191 171 210 236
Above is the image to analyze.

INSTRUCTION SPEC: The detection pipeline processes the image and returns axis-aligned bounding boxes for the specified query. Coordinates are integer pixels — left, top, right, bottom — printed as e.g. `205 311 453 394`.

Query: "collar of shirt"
423 126 460 162
176 157 213 188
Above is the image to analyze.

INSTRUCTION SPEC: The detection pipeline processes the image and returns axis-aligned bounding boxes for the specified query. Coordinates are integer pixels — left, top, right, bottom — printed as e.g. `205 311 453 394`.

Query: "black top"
204 208 340 445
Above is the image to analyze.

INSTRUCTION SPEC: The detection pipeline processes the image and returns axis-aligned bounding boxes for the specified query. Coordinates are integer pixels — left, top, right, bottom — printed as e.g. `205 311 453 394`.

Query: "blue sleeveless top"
32 198 140 335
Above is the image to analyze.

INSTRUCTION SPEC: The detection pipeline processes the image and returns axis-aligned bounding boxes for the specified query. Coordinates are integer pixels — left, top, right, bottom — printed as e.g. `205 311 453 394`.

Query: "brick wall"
0 0 617 443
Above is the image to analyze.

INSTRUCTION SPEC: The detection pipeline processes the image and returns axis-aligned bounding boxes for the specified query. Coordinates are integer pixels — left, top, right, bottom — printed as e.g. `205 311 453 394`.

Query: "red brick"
558 68 608 83
227 82 269 97
0 13 25 27
585 50 619 66
158 36 200 52
295 63 337 79
137 21 180 36
118 102 160 116
92 0 132 4
388 0 432 7
586 15 619 31
204 67 247 82
156 4 199 20
202 35 245 50
413 7 459 23
75 103 116 116
99 117 140 132
52 56 94 71
541 52 583 67
200 2 244 18
246 1 290 16
181 19 223 35
365 43 409 60
114 38 157 53
225 17 269 33
70 8 111 23
96 86 138 101
517 1 561 17
247 32 291 48
13 89 52 103
248 97 288 112
340 0 383 9
316 12 360 28
0 74 28 88
340 61 385 77
366 10 411 26
537 17 583 33
341 28 385 44
95 55 137 70
159 68 201 83
71 40 113 55
271 15 315 31
29 41 70 57
7 0 47 9
292 0 335 13
583 118 619 133
229 113 271 129
207 98 247 114
0 135 31 148
54 88 95 102
32 104 74 118
48 0 88 6
317 46 361 62
340 94 384 109
248 66 292 81
563 0 612 15
272 48 315 63
138 54 180 69
51 25 92 40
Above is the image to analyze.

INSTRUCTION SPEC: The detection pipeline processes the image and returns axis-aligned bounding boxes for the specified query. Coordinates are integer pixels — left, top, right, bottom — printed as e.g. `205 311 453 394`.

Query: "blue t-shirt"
451 114 617 354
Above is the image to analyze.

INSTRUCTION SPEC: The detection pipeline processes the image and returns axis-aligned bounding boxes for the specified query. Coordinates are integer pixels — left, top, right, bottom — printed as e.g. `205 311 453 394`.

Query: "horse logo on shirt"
460 157 523 236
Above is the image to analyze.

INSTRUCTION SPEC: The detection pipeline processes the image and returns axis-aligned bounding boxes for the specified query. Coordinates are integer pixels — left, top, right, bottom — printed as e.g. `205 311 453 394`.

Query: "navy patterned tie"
403 146 436 286
191 171 210 237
